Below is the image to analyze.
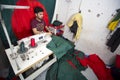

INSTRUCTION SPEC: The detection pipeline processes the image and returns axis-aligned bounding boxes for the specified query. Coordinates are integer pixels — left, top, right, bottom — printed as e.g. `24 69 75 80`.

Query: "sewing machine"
5 33 56 80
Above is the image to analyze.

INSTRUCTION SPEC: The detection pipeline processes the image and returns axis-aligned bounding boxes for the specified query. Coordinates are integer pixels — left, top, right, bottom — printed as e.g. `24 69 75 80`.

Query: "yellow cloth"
67 13 83 41
108 20 120 31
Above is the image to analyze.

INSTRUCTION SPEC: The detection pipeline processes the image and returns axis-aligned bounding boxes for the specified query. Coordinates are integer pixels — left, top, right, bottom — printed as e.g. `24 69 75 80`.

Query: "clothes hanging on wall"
107 9 120 31
67 13 83 41
106 27 120 52
69 21 78 36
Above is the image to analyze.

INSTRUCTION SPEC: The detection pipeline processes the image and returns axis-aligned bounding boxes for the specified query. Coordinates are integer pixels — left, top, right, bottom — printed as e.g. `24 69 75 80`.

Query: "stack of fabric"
46 35 114 80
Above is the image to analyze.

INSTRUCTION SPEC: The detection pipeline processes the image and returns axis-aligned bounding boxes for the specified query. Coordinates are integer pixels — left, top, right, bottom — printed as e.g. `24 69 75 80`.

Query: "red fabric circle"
11 0 49 40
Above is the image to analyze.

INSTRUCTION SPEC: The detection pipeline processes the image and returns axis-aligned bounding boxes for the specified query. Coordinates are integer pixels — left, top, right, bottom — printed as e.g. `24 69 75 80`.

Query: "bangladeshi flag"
11 0 49 40
108 10 120 31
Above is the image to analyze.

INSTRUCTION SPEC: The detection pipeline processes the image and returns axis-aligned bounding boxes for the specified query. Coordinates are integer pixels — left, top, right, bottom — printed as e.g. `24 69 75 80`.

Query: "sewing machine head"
17 32 52 47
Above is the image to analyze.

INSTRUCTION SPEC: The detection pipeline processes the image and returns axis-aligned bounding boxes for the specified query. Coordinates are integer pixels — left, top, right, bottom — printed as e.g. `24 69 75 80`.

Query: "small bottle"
30 38 36 47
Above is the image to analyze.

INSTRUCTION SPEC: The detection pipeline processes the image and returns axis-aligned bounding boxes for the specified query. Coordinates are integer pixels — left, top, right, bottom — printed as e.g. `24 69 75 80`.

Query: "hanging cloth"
67 13 83 41
11 0 49 40
107 10 120 31
106 28 120 52
69 21 78 36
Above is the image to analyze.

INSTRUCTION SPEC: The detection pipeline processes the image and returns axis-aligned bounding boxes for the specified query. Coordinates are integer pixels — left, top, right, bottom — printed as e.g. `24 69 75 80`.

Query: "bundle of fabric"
46 36 114 80
47 35 74 60
77 54 114 80
46 49 88 80
46 35 87 80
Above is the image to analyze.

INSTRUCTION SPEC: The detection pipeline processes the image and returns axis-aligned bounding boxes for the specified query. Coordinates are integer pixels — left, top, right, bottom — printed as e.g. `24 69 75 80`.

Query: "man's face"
35 12 44 20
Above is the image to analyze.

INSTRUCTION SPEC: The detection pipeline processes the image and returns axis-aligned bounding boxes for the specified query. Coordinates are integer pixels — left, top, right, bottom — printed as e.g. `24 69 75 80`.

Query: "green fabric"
39 0 56 22
0 0 55 48
0 9 18 48
46 49 87 80
73 50 85 59
112 11 120 22
58 61 87 80
46 62 58 80
47 35 74 59
52 20 63 26
68 50 87 71
59 50 87 71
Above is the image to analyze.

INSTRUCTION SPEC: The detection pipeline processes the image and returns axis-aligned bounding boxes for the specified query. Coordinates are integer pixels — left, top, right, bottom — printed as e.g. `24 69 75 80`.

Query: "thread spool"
20 42 26 52
17 41 28 54
31 38 36 47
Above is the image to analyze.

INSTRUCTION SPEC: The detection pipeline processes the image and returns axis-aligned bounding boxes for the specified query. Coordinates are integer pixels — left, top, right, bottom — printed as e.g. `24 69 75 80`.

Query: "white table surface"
5 33 53 75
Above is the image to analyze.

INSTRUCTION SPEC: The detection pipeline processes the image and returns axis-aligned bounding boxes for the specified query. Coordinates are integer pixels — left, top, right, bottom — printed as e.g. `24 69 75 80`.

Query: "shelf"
21 54 56 80
49 25 64 35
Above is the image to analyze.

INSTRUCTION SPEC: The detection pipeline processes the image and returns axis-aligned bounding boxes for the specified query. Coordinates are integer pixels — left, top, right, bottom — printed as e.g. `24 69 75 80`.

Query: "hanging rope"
78 0 82 13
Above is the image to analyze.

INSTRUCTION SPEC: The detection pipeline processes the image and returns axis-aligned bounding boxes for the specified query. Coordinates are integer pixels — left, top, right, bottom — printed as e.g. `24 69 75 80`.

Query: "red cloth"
76 54 114 80
0 77 5 80
86 54 113 80
115 54 120 68
76 56 88 67
67 60 77 69
11 76 19 80
11 0 49 40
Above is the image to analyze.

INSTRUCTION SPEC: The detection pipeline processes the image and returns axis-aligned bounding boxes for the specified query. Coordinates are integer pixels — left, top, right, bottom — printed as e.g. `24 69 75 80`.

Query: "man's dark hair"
34 6 44 13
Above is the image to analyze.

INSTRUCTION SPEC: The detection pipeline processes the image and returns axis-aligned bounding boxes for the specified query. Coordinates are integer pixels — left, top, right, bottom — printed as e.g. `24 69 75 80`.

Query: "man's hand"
45 26 52 33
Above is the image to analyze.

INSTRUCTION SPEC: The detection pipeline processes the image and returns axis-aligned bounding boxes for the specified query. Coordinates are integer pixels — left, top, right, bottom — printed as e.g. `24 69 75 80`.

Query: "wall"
53 0 120 65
